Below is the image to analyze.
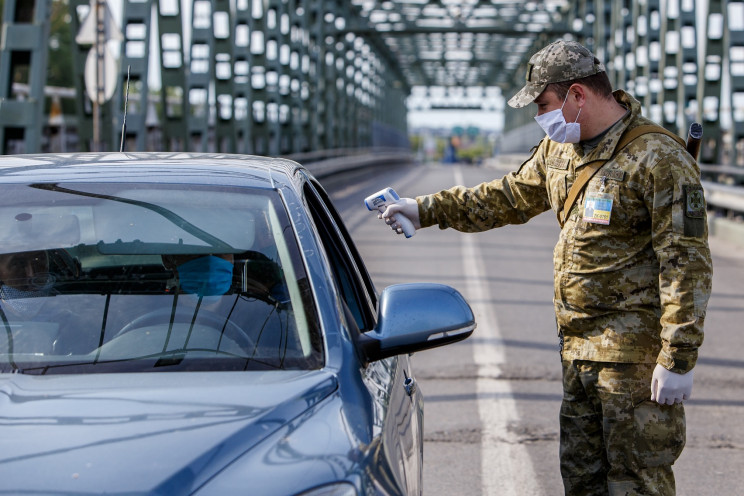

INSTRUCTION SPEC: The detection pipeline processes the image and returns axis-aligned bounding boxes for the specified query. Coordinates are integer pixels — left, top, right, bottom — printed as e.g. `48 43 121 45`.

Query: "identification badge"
583 192 613 225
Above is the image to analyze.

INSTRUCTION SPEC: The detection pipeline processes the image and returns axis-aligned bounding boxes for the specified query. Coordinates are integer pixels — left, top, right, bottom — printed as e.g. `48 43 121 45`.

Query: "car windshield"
0 181 323 374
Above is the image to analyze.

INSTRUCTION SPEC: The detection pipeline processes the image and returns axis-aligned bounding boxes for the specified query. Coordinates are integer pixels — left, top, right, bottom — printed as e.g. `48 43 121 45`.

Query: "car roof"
0 152 307 190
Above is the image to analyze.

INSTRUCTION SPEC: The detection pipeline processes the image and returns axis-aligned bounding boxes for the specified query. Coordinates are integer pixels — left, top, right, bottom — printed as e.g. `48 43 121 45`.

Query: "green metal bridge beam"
659 0 681 132
729 0 744 166
213 0 237 153
287 0 310 153
698 0 725 163
342 25 572 37
0 0 52 154
186 0 215 152
157 0 188 151
233 0 253 154
117 0 153 151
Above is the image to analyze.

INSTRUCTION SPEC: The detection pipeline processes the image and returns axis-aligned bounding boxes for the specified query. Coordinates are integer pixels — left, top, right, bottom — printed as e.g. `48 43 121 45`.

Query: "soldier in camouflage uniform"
380 40 712 495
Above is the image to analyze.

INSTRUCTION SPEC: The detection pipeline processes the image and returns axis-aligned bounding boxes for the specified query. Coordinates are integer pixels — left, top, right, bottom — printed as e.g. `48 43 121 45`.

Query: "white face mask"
534 92 582 143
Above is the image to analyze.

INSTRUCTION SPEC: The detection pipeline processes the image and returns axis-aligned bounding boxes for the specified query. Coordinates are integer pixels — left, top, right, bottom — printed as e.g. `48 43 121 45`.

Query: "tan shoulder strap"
616 124 686 150
557 124 685 227
558 160 605 226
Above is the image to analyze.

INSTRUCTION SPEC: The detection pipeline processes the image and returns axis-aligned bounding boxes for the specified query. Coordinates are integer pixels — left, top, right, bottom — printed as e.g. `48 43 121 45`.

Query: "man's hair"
546 71 614 101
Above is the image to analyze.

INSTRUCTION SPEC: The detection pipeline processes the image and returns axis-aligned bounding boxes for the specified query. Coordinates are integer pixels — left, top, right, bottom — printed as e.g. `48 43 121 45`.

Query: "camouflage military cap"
507 40 606 108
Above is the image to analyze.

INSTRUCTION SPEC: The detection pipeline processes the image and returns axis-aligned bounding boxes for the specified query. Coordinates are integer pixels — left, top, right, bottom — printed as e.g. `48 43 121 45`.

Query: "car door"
302 176 424 495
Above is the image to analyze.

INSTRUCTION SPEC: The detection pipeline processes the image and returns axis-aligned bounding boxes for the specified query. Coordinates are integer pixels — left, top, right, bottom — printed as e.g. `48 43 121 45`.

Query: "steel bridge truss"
0 0 743 165
502 0 744 165
90 0 409 155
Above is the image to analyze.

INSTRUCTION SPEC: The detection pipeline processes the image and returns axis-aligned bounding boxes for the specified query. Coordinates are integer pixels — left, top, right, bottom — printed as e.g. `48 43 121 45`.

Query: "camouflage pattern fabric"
560 360 684 495
417 90 712 374
508 40 607 109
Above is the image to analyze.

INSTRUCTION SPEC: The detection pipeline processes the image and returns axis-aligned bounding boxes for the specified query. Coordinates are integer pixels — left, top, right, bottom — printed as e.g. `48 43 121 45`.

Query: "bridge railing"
701 165 744 226
283 147 415 178
704 181 744 215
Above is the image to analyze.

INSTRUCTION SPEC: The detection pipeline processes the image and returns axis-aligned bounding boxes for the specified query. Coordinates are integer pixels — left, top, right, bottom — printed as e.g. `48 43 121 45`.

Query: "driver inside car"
162 253 236 297
0 249 80 356
0 249 97 356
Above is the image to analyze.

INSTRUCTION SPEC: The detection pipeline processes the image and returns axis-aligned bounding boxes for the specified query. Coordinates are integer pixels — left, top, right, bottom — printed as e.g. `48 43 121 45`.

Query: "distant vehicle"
0 153 475 495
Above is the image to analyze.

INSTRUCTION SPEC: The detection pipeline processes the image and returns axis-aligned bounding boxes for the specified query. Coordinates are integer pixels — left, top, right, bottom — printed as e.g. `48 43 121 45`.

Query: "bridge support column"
0 0 52 154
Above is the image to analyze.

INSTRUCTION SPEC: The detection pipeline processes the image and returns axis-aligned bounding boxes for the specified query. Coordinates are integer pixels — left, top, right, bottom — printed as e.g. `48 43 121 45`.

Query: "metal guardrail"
703 181 744 216
303 151 744 219
284 149 415 178
700 165 744 218
700 164 744 185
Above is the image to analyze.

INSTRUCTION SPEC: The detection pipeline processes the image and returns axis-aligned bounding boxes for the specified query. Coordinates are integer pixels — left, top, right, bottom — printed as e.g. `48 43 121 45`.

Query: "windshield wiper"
12 349 283 375
30 183 234 252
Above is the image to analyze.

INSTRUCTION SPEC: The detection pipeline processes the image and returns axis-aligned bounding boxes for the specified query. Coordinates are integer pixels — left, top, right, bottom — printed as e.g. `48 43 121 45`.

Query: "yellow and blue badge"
583 192 613 224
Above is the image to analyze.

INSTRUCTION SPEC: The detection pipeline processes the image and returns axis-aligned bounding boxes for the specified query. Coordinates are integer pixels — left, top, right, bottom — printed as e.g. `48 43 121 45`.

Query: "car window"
303 180 377 333
0 182 323 374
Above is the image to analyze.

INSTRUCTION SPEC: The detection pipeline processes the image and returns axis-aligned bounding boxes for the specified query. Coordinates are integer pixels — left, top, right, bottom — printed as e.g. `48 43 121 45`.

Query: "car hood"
0 370 337 494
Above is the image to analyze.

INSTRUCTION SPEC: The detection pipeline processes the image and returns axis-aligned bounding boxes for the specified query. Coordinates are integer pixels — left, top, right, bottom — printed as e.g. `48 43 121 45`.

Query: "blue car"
0 153 475 495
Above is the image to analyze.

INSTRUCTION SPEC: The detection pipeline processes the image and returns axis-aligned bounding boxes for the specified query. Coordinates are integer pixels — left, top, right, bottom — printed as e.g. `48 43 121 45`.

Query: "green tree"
0 0 72 87
47 0 74 88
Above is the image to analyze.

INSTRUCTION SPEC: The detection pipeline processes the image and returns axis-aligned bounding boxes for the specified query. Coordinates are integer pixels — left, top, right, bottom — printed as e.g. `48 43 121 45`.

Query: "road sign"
84 45 118 104
77 0 122 106
75 0 122 45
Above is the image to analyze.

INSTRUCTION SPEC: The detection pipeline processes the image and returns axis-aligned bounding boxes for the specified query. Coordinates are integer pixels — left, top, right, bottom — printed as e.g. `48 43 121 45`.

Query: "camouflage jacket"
417 90 712 373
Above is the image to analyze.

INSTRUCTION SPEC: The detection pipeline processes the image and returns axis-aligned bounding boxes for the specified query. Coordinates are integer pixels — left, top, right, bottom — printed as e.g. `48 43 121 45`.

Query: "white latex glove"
650 364 694 405
380 197 421 235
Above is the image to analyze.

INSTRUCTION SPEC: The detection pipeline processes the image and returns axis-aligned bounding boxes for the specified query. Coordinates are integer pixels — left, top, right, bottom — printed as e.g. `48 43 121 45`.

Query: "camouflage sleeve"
645 139 713 374
416 146 552 232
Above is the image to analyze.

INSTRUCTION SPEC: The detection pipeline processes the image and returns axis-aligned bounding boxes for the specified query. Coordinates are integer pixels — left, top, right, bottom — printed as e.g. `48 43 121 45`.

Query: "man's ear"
569 84 588 106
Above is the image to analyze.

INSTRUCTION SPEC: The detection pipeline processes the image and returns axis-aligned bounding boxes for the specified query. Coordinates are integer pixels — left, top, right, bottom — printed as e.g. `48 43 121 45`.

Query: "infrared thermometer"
364 187 416 238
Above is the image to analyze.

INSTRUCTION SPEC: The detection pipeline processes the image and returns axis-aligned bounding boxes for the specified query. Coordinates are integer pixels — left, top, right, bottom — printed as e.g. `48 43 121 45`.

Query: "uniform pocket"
632 400 686 468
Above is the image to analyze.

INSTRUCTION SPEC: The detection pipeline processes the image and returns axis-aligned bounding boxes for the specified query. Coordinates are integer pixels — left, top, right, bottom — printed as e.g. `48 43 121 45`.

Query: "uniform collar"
572 90 640 165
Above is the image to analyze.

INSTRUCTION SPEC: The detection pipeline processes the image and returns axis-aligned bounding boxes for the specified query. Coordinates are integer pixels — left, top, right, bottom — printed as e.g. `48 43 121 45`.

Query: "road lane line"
455 167 542 496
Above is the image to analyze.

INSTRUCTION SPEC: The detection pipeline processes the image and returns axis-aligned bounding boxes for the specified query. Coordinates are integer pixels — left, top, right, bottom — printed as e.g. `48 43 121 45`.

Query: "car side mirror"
359 283 476 363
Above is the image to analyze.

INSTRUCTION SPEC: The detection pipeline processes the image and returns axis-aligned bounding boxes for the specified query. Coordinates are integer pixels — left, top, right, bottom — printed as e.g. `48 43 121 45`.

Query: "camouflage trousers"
560 360 686 496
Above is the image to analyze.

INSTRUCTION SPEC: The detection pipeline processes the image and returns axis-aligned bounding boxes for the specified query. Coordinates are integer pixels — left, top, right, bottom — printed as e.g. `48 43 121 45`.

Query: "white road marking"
454 167 542 496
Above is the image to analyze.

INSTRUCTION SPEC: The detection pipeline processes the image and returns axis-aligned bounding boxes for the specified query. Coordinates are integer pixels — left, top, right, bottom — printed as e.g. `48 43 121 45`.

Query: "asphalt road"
321 160 744 496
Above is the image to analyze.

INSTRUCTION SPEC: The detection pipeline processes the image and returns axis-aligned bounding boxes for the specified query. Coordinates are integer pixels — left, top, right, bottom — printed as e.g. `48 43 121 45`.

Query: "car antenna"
119 65 131 152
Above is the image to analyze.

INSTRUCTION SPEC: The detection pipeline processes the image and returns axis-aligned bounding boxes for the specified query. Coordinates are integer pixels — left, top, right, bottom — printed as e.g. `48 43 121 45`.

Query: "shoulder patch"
684 184 705 218
547 156 569 170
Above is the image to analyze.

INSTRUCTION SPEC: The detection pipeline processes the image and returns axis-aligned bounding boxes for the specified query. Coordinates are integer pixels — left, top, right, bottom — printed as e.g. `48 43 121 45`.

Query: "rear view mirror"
360 283 476 362
0 211 80 253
